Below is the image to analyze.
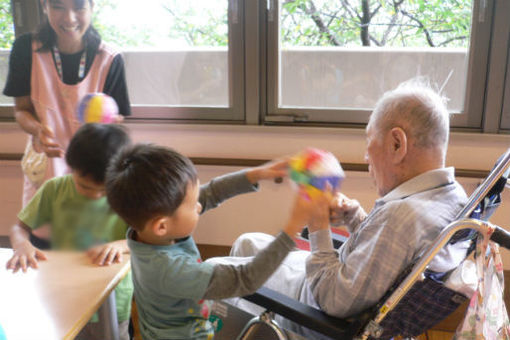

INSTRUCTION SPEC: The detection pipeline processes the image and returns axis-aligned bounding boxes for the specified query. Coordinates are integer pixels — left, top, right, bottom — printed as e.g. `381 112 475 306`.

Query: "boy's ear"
149 216 171 236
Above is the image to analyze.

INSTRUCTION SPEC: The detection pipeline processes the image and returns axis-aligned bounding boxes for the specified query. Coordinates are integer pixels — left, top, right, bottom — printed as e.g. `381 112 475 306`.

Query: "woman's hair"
35 0 101 52
105 144 198 231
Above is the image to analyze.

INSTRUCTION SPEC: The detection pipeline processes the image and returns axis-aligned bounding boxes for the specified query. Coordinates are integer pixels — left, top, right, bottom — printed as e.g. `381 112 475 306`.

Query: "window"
1 0 510 132
0 0 15 108
264 0 491 129
94 0 244 121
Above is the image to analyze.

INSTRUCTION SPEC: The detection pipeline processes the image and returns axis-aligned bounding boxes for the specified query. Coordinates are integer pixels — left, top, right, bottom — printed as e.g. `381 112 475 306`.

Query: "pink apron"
23 41 118 206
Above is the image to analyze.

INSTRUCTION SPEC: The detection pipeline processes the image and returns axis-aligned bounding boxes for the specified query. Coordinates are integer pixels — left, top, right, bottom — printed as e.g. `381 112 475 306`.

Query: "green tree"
93 0 154 48
0 0 14 49
281 0 472 48
161 0 228 47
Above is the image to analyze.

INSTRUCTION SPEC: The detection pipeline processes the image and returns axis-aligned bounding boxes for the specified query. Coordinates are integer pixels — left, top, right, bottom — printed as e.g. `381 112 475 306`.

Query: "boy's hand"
330 193 366 227
6 240 47 273
284 190 333 237
86 240 128 266
245 159 289 185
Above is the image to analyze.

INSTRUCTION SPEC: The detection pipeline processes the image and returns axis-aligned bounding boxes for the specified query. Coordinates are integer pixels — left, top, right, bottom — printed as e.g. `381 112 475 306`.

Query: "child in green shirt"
7 123 133 340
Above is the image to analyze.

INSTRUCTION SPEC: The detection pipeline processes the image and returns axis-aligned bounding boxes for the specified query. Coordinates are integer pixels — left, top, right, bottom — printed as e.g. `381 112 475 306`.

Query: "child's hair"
66 123 131 184
105 144 198 231
36 0 101 52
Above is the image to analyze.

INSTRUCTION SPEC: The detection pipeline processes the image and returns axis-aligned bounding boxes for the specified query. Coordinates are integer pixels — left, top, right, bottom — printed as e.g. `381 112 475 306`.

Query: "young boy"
6 123 134 340
105 143 331 340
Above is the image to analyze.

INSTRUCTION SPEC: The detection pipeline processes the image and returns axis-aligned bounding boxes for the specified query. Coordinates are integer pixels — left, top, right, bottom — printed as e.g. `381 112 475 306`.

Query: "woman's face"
43 0 93 51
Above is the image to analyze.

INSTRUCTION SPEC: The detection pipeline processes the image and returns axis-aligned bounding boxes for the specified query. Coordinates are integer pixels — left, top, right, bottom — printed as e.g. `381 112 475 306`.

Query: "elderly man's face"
365 124 394 197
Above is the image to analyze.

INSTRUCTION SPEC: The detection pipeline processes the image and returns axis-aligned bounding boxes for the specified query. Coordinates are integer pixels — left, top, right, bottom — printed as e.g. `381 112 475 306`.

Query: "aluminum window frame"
263 0 494 130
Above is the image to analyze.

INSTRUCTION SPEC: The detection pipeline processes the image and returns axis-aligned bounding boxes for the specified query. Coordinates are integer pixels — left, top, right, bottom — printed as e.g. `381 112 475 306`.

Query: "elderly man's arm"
305 212 413 318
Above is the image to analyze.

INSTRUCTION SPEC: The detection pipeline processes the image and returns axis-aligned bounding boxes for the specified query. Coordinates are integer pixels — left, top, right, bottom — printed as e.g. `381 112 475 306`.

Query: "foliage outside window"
280 0 471 48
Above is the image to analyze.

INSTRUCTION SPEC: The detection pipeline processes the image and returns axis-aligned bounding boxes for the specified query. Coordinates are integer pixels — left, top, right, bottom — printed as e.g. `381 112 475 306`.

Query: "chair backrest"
456 148 510 221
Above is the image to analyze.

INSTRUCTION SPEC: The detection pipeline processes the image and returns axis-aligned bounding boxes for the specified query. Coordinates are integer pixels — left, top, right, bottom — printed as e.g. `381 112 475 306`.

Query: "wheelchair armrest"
242 287 367 339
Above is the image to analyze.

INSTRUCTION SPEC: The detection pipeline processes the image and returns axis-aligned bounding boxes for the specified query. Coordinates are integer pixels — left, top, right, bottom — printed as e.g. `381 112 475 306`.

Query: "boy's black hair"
105 144 198 231
35 0 101 53
66 123 131 183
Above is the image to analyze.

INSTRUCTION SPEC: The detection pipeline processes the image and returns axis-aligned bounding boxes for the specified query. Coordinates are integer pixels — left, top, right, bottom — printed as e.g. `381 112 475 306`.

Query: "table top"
0 248 130 340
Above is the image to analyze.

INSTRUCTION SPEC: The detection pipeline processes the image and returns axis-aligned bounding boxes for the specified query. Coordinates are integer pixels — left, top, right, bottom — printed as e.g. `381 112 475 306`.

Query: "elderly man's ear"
389 127 407 164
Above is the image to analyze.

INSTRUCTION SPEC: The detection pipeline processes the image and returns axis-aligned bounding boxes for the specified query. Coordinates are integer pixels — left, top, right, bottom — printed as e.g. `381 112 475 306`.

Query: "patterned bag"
453 226 510 340
21 140 47 187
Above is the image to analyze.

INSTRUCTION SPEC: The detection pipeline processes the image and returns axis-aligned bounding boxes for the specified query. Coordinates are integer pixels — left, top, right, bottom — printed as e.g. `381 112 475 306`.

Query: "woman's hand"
34 124 64 158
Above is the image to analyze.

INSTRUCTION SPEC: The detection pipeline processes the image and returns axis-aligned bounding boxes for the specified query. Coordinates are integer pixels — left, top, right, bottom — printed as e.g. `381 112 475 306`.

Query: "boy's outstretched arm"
6 220 47 273
202 191 332 300
86 239 129 266
199 159 288 214
244 159 288 184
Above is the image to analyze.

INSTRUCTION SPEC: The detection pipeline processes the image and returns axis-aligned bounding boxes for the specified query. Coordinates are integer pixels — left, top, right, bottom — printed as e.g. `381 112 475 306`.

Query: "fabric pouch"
21 140 47 187
453 227 510 340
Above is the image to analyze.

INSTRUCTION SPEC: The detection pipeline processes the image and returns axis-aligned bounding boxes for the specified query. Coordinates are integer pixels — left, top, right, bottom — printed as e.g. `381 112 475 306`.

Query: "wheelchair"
211 148 510 340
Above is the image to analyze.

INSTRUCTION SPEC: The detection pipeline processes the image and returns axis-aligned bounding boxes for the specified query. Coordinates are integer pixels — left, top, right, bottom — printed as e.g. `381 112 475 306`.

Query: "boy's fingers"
6 255 17 270
19 257 28 273
105 250 117 265
27 256 39 269
36 250 47 261
98 247 113 265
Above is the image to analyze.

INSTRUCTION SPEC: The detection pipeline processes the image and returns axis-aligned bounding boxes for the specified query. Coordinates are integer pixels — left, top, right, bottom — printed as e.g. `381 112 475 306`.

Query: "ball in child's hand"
289 148 344 198
77 93 119 124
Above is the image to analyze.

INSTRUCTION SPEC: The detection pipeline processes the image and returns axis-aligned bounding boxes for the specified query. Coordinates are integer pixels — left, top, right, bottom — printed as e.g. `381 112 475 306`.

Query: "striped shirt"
306 167 468 318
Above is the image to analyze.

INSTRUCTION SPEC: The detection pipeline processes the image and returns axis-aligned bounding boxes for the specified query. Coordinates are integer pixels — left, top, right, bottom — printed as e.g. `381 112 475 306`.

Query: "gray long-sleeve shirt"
199 170 296 298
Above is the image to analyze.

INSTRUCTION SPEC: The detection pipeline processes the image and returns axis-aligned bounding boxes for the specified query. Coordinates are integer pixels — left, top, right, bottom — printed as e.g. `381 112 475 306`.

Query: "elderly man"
213 81 468 338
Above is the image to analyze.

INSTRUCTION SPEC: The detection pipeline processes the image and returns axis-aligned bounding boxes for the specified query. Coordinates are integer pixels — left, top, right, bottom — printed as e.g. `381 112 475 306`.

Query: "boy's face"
167 180 202 240
72 171 105 199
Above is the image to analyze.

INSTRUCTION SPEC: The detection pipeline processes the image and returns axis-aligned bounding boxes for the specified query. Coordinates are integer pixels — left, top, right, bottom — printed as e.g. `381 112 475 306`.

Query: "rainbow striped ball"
77 93 119 124
289 148 344 198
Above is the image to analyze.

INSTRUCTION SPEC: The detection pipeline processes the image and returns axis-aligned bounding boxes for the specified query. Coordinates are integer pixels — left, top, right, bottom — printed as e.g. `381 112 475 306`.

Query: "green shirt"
18 174 133 322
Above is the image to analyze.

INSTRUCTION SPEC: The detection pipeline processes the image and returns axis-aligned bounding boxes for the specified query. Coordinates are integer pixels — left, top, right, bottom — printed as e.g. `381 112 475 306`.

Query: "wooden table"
0 248 130 340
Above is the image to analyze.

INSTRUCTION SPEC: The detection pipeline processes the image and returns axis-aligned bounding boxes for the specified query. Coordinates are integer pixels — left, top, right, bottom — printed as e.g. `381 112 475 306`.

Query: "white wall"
1 122 510 265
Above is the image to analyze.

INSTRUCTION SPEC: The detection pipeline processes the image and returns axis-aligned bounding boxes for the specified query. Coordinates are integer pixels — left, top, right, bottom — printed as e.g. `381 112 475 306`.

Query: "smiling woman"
2 0 131 246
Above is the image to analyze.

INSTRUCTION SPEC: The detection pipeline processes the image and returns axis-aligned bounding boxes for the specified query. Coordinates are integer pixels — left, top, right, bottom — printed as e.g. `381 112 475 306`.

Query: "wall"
1 122 510 266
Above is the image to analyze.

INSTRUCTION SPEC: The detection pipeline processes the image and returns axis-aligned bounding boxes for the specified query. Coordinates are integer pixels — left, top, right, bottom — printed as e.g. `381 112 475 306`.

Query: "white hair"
368 79 450 156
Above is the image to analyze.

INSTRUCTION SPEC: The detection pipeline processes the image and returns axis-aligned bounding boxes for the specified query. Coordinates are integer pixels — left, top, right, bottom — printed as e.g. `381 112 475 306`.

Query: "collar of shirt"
376 167 456 206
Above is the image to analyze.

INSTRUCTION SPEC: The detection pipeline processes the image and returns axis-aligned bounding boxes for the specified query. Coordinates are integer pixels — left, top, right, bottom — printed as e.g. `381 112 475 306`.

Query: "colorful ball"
289 148 344 199
77 93 119 124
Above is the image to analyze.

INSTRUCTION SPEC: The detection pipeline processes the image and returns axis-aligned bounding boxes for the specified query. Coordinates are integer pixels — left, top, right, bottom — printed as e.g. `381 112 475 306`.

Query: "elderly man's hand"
330 193 367 229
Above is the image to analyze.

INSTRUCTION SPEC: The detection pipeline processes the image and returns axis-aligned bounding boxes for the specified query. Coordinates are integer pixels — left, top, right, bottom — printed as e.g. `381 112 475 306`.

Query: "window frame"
126 0 246 122
1 0 510 134
263 0 493 131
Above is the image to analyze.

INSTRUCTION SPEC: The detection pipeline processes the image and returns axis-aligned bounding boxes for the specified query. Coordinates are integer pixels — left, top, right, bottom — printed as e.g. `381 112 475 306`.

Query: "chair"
229 148 510 340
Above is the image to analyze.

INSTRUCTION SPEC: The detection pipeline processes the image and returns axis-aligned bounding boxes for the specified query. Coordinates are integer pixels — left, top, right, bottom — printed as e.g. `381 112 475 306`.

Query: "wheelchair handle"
491 225 510 250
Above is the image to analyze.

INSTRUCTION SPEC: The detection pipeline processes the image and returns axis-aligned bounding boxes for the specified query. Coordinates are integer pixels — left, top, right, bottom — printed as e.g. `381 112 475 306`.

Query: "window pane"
94 0 229 108
500 55 510 130
277 0 473 113
0 0 15 106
